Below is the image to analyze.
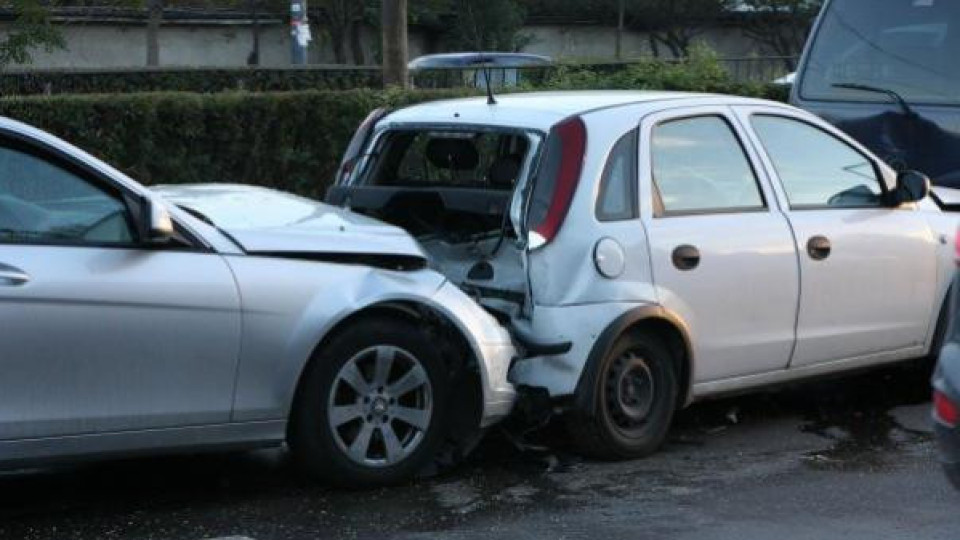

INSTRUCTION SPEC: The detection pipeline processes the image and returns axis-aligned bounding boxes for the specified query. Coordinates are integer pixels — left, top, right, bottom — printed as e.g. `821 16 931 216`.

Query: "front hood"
152 183 425 258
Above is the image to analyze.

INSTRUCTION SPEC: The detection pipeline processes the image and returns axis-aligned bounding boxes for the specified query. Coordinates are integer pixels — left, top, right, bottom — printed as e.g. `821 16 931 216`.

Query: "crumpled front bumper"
431 281 517 427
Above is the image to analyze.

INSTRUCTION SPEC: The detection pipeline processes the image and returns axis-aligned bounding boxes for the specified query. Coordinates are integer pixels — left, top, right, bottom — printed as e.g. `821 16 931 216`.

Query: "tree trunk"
381 0 408 87
146 0 162 66
349 21 365 65
331 34 346 64
615 0 625 60
247 0 260 65
648 34 659 58
663 29 691 58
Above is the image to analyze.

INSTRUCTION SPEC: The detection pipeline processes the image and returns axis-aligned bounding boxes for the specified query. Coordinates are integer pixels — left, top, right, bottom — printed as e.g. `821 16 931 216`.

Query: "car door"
0 135 242 441
737 107 938 368
639 107 800 383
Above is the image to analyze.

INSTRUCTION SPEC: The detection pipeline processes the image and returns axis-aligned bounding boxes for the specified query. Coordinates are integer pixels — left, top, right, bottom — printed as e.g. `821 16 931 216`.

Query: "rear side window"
651 115 764 215
596 129 638 221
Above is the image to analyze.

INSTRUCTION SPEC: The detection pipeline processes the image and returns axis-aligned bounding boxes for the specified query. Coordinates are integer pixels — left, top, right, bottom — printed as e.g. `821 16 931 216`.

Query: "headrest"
488 155 521 187
426 137 480 170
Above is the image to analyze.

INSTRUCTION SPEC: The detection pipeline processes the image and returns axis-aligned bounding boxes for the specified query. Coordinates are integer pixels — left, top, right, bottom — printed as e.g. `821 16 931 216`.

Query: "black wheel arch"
571 305 694 417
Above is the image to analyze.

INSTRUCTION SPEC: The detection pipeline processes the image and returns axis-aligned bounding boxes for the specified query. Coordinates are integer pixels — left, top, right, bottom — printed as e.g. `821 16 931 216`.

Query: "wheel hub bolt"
371 397 388 415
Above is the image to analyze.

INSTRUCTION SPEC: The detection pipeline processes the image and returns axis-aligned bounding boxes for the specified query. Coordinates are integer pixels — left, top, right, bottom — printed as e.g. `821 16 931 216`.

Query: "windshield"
801 0 960 105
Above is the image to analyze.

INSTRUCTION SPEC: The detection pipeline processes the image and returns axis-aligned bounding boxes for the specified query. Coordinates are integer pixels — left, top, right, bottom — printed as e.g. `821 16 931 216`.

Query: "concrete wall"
14 22 290 68
521 24 768 61
6 20 766 70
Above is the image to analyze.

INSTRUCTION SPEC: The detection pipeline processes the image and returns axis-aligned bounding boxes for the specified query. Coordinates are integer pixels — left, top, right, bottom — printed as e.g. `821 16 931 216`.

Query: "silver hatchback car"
0 118 516 486
329 91 951 462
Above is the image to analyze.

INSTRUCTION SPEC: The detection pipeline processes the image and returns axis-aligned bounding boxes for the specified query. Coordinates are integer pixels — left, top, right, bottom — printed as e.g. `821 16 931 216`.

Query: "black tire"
289 315 450 487
913 293 951 377
566 330 678 460
929 295 951 363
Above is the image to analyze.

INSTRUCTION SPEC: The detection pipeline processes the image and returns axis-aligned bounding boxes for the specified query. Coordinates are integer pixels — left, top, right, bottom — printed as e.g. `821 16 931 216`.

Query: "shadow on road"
0 363 937 540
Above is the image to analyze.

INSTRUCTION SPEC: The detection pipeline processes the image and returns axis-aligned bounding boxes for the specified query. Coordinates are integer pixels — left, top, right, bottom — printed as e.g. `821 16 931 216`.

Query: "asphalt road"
1 364 957 540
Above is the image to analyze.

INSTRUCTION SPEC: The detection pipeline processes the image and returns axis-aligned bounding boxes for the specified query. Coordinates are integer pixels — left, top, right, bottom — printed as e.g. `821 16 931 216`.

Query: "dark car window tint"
800 0 960 105
752 115 882 208
0 146 133 244
596 129 638 221
651 116 764 215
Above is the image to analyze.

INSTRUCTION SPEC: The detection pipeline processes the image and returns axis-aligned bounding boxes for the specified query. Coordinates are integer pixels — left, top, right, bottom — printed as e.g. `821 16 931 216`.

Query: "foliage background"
0 53 787 198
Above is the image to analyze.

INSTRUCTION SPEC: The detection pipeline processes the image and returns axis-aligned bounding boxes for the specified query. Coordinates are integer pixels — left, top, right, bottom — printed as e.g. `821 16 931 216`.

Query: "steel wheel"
567 330 677 460
327 345 433 467
605 351 656 434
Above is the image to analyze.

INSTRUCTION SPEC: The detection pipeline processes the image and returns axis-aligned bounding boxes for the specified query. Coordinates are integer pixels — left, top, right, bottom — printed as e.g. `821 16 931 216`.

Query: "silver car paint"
0 122 516 466
0 245 241 440
153 184 426 258
369 92 955 404
223 255 514 426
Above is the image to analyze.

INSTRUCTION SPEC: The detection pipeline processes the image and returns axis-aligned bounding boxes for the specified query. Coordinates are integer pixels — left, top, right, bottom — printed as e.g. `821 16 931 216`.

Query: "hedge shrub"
532 47 790 102
0 84 787 198
0 88 472 198
0 66 382 96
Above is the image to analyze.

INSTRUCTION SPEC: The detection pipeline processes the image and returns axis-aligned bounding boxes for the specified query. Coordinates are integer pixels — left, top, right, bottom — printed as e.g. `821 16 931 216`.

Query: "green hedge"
531 49 791 102
0 89 471 198
0 84 787 198
0 66 382 96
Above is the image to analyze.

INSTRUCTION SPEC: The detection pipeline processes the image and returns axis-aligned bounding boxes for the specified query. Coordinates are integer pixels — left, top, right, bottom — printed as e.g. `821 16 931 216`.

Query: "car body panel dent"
226 257 514 427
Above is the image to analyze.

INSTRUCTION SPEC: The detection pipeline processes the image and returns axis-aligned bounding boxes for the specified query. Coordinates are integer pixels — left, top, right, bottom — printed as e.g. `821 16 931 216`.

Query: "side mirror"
140 197 175 243
890 170 930 206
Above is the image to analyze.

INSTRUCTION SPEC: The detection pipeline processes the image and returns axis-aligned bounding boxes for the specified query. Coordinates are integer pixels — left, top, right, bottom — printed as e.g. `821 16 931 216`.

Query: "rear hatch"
326 119 537 319
326 112 587 321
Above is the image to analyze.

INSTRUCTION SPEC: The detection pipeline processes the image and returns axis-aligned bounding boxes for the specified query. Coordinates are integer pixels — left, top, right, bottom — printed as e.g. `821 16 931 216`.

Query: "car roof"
408 52 553 69
381 91 789 131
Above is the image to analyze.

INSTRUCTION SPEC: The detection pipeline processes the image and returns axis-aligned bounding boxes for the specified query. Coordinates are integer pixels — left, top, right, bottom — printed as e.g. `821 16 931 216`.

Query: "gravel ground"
0 364 956 540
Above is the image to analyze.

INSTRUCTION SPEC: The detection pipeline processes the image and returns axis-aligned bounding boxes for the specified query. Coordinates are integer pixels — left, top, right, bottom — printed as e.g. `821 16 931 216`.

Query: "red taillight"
935 389 959 427
954 229 960 266
532 116 587 245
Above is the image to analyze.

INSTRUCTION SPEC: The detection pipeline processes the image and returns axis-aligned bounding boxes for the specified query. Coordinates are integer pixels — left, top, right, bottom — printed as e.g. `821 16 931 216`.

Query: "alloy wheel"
327 345 433 467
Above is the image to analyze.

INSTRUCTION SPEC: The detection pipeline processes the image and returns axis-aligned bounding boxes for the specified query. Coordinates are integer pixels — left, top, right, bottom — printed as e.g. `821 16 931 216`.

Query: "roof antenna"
464 0 496 106
481 54 497 105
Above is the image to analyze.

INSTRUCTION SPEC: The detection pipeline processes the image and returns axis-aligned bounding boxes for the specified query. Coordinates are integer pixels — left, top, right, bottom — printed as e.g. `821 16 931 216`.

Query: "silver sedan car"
0 117 516 486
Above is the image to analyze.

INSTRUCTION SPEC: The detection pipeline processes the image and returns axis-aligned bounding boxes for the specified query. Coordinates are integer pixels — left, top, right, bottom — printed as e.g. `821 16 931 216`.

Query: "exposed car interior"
328 129 531 240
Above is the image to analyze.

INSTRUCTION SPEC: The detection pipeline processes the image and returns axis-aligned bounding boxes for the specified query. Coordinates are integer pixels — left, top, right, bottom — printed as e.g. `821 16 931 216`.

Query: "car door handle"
807 236 832 261
0 263 30 285
672 244 700 271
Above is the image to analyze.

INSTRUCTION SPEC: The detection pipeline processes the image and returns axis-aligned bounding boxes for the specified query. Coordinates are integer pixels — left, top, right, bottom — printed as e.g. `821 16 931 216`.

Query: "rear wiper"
832 82 915 117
